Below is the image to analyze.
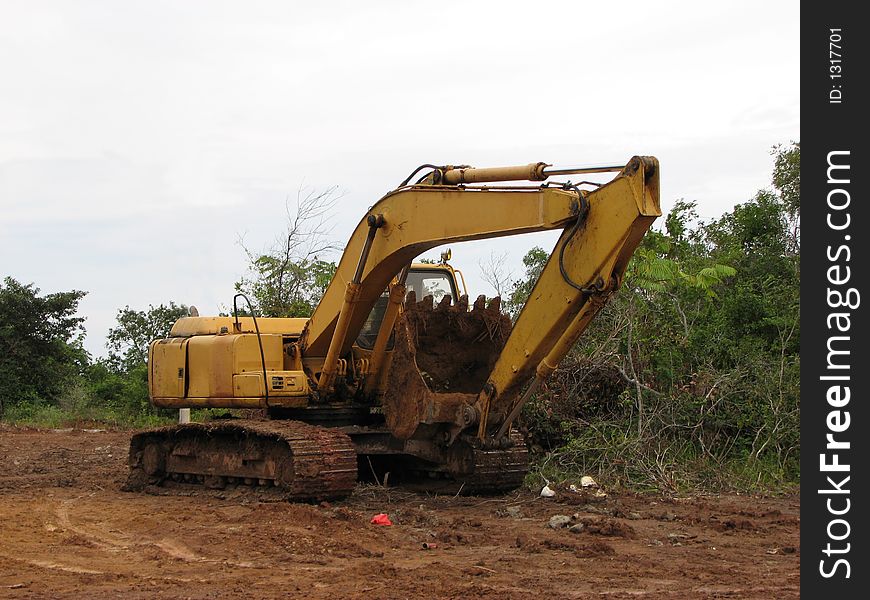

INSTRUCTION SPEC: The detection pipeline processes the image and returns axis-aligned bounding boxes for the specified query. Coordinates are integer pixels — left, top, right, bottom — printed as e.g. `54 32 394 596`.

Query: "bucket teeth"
419 294 434 310
405 290 417 305
456 294 469 312
436 294 452 311
486 296 501 314
472 295 487 312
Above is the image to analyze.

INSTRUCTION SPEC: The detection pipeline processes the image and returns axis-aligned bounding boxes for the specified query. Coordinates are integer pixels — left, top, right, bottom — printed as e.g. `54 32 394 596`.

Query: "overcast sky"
0 1 799 357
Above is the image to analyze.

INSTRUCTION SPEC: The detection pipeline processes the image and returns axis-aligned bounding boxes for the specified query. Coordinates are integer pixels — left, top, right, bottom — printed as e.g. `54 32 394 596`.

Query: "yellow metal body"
362 280 406 395
150 326 309 409
442 162 548 184
170 316 308 337
148 156 661 442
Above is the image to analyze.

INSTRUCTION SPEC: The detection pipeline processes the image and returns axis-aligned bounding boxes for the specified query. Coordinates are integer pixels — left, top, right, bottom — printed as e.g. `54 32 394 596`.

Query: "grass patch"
2 402 176 429
2 402 260 430
522 424 799 496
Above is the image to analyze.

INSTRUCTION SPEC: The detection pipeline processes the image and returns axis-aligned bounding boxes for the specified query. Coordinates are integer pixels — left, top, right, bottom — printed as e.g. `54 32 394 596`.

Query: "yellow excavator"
126 156 661 499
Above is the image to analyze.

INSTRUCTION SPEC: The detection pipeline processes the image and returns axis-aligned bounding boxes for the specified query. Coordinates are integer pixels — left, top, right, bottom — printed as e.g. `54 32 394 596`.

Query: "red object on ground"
370 513 393 526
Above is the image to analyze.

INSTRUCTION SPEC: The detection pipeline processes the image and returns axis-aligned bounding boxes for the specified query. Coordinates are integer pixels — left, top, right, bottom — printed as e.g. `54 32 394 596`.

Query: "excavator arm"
304 156 660 442
303 185 579 360
476 156 660 440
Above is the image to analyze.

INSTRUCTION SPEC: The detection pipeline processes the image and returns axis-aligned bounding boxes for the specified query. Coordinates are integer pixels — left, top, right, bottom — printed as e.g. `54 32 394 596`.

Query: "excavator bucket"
382 291 511 439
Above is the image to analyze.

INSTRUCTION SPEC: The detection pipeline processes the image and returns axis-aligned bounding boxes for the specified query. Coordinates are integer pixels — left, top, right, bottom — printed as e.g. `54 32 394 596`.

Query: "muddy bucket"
382 292 511 439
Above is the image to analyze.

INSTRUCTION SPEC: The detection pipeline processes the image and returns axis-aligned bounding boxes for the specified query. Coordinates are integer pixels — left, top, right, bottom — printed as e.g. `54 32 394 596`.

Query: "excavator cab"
355 260 461 349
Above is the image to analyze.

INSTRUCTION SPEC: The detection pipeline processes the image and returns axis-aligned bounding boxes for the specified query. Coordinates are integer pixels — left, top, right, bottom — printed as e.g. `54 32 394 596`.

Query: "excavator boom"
306 156 660 441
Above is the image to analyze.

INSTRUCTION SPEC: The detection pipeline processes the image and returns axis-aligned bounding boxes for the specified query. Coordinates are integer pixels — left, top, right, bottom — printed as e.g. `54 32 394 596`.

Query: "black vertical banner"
802 2 868 596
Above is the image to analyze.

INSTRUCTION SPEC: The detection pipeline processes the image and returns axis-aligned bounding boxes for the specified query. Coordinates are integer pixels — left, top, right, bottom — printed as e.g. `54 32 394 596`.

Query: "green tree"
773 141 800 220
237 256 336 317
106 302 189 372
0 277 87 416
519 143 800 491
504 246 548 319
86 302 188 419
83 360 152 418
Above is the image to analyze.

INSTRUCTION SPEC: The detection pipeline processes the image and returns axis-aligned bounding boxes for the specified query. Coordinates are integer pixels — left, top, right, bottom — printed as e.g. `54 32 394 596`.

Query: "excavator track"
126 420 357 501
453 431 530 494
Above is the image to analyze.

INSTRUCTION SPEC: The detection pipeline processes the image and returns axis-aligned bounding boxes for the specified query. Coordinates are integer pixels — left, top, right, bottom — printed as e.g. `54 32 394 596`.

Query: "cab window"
404 270 457 304
356 269 457 349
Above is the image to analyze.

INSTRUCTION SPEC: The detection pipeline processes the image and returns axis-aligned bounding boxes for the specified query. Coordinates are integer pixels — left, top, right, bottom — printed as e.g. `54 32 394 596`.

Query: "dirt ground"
0 426 799 599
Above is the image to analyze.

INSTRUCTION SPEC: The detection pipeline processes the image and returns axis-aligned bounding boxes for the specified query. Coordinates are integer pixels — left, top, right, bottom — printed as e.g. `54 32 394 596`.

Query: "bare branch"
478 251 512 297
235 185 343 317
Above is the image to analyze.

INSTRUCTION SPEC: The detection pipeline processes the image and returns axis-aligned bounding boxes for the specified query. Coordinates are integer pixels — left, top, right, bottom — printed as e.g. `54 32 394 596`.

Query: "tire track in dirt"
0 554 104 575
52 497 257 568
